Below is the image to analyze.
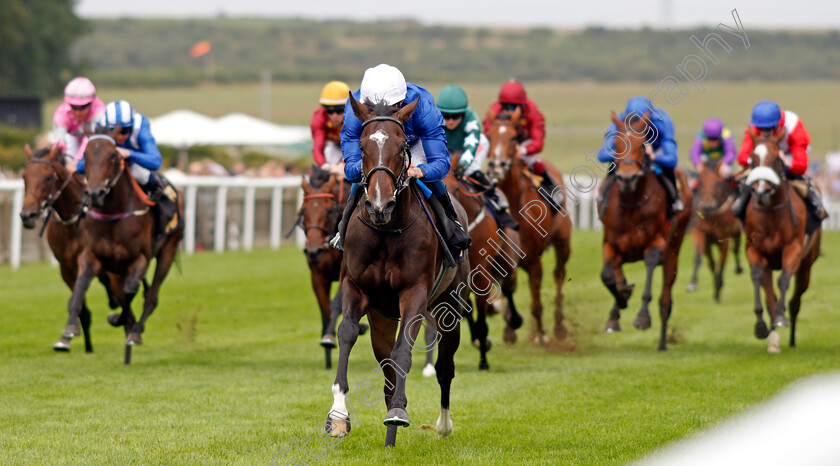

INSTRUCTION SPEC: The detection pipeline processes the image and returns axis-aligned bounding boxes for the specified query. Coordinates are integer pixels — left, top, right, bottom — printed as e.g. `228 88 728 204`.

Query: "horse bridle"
358 116 412 199
85 134 125 201
24 159 82 232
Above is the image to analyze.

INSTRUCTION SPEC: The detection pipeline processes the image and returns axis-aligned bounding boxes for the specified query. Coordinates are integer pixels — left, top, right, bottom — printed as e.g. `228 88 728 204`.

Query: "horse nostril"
384 200 396 213
364 199 373 211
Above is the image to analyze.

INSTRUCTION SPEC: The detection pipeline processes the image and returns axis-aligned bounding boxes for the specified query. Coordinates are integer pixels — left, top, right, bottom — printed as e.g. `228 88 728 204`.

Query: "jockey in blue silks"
597 96 684 217
329 64 471 262
77 100 178 237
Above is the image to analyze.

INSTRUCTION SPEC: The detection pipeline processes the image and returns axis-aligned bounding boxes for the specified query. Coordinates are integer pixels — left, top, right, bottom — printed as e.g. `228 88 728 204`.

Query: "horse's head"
610 111 651 194
299 166 338 263
486 106 522 182
83 127 124 208
20 144 65 229
745 127 786 207
349 93 418 225
695 162 730 213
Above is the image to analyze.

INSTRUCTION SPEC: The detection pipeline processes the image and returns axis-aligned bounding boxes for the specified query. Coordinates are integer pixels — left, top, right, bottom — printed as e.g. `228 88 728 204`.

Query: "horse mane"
309 164 332 188
496 113 512 121
32 148 52 159
365 98 400 117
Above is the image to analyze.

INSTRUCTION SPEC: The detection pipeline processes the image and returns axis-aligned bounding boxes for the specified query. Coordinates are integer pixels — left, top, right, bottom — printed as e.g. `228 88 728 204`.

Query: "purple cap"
703 118 724 139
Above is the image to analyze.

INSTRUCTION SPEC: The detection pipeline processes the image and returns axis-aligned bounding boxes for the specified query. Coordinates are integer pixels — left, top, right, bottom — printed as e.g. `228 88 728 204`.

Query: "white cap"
360 64 406 106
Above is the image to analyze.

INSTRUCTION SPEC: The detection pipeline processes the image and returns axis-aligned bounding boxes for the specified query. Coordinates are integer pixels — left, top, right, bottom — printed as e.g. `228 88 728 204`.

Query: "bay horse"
598 112 692 351
486 110 572 344
296 166 367 369
445 155 523 370
63 128 183 364
686 160 743 301
743 128 821 353
325 96 470 447
19 145 117 353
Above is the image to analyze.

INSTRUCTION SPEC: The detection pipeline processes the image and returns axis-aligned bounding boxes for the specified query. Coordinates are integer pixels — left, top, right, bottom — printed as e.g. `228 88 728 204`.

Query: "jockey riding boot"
146 174 179 239
428 192 472 265
656 169 684 218
805 182 828 221
469 170 519 230
537 170 565 211
330 187 362 252
730 181 751 223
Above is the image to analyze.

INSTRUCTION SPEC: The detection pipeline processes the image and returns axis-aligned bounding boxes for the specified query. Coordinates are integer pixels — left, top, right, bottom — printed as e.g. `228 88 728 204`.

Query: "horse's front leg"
62 250 100 341
774 243 802 328
326 278 364 438
601 243 625 333
686 228 704 292
635 241 664 331
383 285 428 428
746 246 770 340
123 255 149 346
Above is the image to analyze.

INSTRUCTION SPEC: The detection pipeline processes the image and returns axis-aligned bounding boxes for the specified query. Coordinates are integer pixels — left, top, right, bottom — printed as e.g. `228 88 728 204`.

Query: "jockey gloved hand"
719 164 732 178
407 164 424 179
458 151 474 170
644 144 655 160
117 147 131 159
517 144 528 157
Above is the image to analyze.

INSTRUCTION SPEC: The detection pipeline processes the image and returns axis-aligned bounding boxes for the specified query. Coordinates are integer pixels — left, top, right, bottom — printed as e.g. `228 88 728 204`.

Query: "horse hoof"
384 408 410 427
767 330 781 354
735 267 744 275
755 321 770 340
106 312 122 327
533 334 547 345
62 324 80 339
320 335 337 348
471 338 481 349
436 410 453 439
774 313 789 328
605 320 621 333
554 325 569 341
686 282 698 292
326 416 351 437
422 363 436 378
358 323 369 335
126 333 143 346
634 315 651 330
507 312 523 330
479 360 489 371
503 327 517 345
53 340 71 352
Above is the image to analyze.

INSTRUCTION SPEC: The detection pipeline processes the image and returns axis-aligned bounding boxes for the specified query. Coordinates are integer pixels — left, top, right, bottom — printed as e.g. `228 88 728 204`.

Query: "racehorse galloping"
598 112 691 351
486 110 571 344
296 166 367 369
743 128 821 352
19 145 117 353
686 161 743 301
445 160 523 370
63 128 183 364
325 96 470 447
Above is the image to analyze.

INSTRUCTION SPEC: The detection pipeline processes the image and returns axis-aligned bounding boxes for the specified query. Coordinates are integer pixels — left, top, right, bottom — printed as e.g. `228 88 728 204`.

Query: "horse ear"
610 111 621 127
24 143 33 160
395 97 420 124
325 175 336 192
510 105 523 126
47 143 61 160
109 124 122 139
348 92 372 122
301 176 312 194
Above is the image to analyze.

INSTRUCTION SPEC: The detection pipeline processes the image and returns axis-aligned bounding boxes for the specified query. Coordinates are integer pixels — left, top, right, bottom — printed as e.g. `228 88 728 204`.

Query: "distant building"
0 96 42 129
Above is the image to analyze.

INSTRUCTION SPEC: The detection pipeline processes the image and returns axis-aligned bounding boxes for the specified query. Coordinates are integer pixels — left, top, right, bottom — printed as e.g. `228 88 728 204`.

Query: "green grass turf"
44 80 840 173
1 229 839 464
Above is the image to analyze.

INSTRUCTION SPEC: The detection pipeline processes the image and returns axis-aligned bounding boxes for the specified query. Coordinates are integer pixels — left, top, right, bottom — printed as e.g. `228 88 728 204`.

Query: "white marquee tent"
149 110 310 148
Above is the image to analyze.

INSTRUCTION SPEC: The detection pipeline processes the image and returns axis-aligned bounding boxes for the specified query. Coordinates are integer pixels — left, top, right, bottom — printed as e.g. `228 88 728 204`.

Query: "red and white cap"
360 64 406 106
64 77 96 106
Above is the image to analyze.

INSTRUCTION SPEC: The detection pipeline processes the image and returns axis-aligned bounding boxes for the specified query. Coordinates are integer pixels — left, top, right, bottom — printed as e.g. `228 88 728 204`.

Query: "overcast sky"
75 0 840 29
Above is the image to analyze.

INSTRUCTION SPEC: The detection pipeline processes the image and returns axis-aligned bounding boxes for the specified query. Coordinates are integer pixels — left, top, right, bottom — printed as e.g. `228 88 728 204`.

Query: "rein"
25 159 85 235
85 135 151 223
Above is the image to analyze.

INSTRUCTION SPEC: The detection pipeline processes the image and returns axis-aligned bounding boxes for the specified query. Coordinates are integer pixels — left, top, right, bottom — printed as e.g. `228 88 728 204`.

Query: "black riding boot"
538 171 565 211
330 188 362 252
731 181 751 223
656 169 684 218
469 171 518 230
805 182 828 221
428 192 471 266
146 174 179 239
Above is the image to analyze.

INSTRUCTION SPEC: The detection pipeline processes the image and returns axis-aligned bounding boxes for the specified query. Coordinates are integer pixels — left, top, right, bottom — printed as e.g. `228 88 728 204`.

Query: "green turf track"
1 230 838 465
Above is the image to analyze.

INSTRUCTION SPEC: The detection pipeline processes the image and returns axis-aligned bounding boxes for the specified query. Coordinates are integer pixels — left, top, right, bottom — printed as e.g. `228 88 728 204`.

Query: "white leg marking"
422 363 436 378
330 383 349 419
436 408 453 438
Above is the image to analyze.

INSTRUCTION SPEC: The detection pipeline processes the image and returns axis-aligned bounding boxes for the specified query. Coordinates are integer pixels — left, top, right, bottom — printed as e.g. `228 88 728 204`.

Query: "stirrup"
329 233 343 252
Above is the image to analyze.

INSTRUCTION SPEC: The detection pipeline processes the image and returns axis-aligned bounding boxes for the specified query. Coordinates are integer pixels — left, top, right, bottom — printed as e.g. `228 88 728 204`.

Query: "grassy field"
1 229 839 464
44 80 840 173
